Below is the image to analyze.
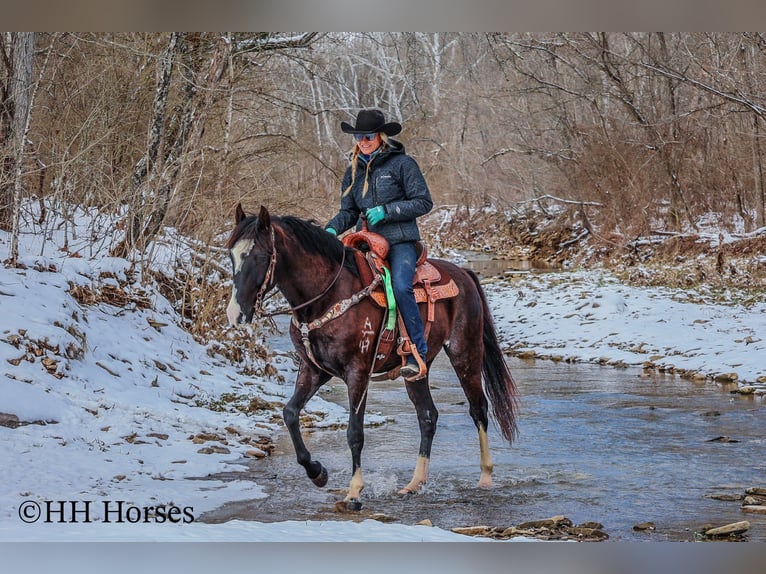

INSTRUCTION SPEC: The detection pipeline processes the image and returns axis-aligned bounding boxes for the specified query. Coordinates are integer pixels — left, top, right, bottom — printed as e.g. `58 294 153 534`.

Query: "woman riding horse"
325 108 432 382
226 204 518 510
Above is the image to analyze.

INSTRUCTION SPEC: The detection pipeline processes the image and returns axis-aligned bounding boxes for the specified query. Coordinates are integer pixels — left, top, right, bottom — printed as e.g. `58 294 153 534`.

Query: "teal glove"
325 227 337 236
366 206 386 225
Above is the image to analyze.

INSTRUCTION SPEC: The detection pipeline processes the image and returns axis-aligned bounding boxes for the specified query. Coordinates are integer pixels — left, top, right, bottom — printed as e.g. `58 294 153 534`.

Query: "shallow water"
203 351 766 541
202 258 766 541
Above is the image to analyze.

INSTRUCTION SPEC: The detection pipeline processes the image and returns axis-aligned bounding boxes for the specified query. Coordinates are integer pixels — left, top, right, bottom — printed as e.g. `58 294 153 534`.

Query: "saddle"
342 228 459 379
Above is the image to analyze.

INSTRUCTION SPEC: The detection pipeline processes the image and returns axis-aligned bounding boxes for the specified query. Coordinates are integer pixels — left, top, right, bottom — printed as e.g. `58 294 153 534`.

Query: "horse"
226 204 518 509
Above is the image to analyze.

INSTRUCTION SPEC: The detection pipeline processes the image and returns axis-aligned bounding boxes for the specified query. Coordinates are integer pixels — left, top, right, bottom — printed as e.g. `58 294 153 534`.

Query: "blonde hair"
342 133 390 197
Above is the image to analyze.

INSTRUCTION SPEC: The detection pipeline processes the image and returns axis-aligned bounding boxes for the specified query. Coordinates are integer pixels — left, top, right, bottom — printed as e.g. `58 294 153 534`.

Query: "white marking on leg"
399 455 429 494
345 467 365 501
478 426 494 488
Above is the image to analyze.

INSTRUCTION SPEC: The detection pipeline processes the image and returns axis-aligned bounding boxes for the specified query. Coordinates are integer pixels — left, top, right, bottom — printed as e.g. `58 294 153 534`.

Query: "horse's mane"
227 214 358 276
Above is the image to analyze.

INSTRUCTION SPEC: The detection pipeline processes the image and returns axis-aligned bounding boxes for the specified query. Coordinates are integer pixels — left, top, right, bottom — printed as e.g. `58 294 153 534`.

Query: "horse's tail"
467 269 519 444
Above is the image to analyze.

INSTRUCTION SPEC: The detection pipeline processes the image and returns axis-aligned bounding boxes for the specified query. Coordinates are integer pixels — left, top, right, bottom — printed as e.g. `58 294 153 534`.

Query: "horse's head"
226 204 275 325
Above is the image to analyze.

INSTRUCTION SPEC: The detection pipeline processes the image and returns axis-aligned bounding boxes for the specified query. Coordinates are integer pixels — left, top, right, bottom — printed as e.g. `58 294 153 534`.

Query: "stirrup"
401 348 427 382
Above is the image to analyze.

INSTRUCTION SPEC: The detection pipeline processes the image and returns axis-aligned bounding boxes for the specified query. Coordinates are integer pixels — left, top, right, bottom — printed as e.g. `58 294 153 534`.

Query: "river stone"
416 519 433 527
499 526 523 537
633 522 656 531
745 487 766 497
451 526 492 536
517 515 572 529
197 445 230 454
708 493 743 501
704 521 750 537
577 521 604 529
742 506 766 514
706 436 739 443
715 372 739 382
0 413 20 429
568 526 609 541
369 513 397 523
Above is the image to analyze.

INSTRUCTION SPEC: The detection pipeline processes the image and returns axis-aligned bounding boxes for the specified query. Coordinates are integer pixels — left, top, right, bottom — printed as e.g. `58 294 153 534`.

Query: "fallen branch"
559 229 590 249
520 194 603 208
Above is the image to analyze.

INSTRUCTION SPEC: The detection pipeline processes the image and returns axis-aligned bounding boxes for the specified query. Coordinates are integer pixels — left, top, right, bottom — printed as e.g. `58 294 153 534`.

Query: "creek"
203 257 766 541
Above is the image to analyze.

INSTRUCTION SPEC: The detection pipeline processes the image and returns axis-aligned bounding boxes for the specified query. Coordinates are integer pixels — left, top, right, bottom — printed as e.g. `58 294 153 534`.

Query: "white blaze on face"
227 239 254 325
230 239 254 274
226 286 241 325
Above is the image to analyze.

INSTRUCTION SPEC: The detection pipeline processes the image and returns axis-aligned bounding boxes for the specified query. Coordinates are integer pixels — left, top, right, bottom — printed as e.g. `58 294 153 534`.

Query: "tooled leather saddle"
342 227 459 378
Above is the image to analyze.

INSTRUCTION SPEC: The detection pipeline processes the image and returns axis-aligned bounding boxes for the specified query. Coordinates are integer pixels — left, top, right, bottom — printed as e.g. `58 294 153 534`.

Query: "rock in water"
704 521 750 537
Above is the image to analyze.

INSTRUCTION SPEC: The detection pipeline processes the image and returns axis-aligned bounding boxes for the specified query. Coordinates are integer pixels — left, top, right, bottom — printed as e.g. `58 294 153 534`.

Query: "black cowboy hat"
340 108 402 136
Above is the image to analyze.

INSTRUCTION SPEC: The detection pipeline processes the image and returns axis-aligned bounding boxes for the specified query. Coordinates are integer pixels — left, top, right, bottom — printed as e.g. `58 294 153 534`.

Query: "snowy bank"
486 270 766 387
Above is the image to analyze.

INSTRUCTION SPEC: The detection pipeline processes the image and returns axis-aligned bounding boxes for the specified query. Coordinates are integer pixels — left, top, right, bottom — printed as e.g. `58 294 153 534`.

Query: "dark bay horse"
226 204 518 508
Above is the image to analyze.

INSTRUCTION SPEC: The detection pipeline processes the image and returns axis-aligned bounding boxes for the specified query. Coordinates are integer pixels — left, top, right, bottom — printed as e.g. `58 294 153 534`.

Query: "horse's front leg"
342 373 369 511
400 373 438 494
282 364 332 487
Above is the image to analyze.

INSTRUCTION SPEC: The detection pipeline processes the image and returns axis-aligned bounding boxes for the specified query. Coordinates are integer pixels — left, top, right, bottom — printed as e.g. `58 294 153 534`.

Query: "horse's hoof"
310 464 328 487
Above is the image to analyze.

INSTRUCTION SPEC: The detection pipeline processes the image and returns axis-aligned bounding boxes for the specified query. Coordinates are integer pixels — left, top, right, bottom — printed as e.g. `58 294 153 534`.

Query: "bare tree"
1 33 34 237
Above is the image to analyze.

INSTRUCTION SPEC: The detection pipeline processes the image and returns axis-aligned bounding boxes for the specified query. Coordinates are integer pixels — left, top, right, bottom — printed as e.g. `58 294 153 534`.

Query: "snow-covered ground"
1 205 763 542
485 270 766 386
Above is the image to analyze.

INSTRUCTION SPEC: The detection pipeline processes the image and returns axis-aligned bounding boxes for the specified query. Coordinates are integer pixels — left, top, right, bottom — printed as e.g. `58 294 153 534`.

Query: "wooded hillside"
2 32 766 262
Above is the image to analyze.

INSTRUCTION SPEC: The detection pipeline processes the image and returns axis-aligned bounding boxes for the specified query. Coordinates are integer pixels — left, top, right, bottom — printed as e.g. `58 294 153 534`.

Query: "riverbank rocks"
700 521 750 540
451 515 609 541
742 488 766 514
709 486 766 524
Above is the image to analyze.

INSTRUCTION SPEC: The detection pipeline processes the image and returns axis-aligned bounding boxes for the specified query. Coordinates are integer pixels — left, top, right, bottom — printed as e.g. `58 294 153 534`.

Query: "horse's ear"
258 205 271 230
235 203 246 224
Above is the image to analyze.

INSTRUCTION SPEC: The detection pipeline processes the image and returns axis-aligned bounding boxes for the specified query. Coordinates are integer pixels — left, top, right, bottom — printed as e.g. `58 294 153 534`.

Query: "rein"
253 226 348 319
250 226 377 378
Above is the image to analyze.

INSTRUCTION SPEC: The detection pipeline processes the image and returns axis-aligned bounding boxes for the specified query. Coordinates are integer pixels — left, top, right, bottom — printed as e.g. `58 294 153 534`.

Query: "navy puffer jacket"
327 139 433 245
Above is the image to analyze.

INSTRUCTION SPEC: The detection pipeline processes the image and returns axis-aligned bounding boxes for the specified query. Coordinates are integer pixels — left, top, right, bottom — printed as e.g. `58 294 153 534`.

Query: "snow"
486 271 766 384
1 203 764 542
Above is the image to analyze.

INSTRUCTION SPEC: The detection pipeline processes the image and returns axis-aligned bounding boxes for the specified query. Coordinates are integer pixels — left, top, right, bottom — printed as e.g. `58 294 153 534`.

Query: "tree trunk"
1 33 34 245
112 32 182 257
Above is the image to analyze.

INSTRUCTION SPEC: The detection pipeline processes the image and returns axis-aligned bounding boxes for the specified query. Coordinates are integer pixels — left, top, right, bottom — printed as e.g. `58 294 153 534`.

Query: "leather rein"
253 227 350 319
251 226 380 376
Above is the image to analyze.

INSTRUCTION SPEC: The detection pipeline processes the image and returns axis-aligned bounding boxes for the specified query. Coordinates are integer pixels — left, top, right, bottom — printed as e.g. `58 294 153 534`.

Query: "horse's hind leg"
400 373 438 494
282 365 332 487
445 345 494 488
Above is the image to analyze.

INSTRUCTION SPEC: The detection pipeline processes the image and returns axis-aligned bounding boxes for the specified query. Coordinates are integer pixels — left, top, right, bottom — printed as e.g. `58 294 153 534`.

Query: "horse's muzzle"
226 297 251 326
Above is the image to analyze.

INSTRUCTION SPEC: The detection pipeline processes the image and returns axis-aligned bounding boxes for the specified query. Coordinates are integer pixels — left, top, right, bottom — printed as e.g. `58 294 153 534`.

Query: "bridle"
250 225 349 319
241 224 380 380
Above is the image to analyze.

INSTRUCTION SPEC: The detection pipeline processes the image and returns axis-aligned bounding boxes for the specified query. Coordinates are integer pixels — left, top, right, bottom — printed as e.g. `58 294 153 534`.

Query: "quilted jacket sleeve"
382 156 433 222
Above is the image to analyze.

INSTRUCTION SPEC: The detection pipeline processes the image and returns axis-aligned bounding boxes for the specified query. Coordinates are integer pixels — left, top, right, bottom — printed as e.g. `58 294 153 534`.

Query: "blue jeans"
388 241 428 359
